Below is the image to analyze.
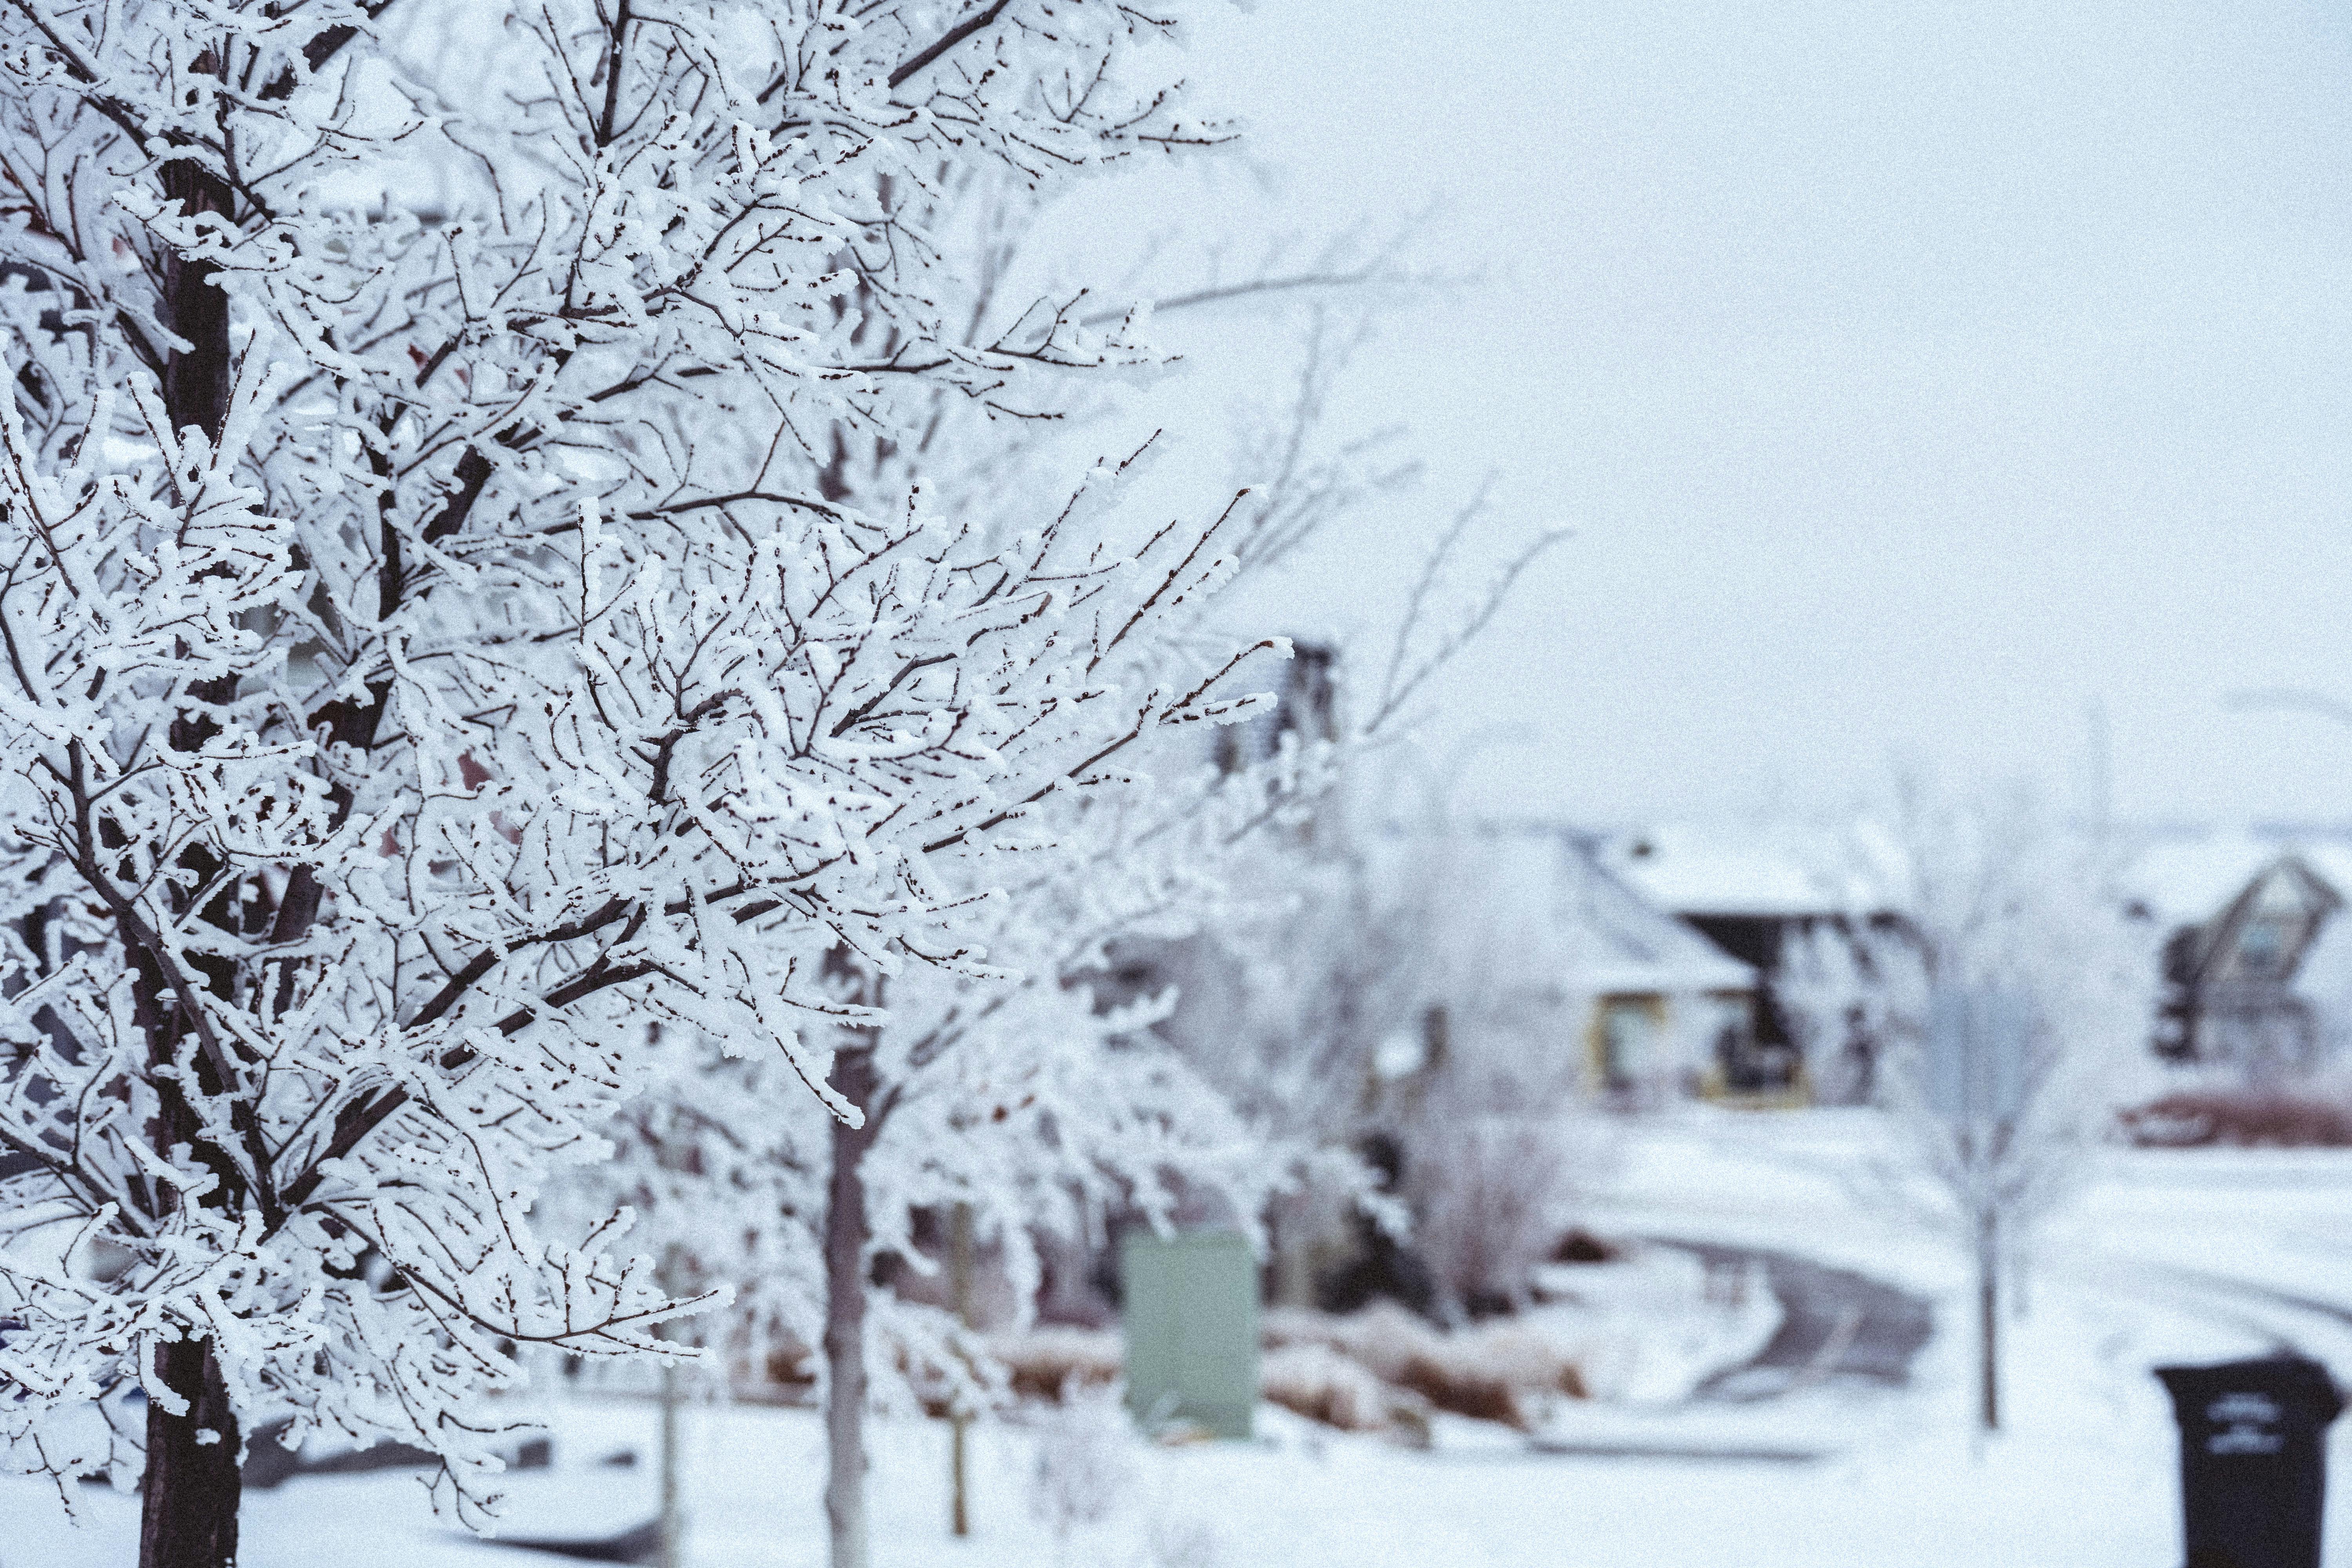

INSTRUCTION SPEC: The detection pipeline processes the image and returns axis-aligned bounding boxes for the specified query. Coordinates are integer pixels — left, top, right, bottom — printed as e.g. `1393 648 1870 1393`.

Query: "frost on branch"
0 0 1261 1521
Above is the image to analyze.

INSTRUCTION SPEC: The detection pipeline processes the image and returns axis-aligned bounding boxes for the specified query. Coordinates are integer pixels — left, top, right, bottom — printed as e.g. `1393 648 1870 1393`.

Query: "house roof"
1396 828 1756 996
2123 834 2298 927
2296 891 2352 1012
1601 823 1855 919
2122 833 2352 927
1558 840 1759 994
2298 842 2352 905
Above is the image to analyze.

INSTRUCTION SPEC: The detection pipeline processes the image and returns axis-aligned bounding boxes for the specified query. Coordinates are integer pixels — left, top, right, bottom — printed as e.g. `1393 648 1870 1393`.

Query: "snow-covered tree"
0 4 1279 1564
576 286 1456 1568
1383 832 1624 1320
576 530 1304 1566
1775 913 1893 1106
1814 779 2152 1431
1163 742 1605 1324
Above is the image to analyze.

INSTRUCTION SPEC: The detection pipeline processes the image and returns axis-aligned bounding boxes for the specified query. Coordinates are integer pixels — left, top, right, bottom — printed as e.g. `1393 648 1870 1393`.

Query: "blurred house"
1094 647 1767 1125
1522 830 1763 1105
2123 835 2352 1077
1347 826 1764 1108
1606 822 2352 1093
1602 826 1886 1103
1103 822 1761 1114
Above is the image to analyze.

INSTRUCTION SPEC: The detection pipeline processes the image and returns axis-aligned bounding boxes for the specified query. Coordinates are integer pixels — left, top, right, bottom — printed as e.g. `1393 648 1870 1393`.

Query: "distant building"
1100 644 1765 1111
1352 826 1765 1108
1603 826 1884 1103
2124 837 2352 1077
1532 831 1763 1104
1610 824 2352 1092
1112 822 1761 1114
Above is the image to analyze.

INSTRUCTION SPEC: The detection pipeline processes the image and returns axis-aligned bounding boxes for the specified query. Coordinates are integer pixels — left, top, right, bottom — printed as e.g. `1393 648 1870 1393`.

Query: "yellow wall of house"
1582 988 1804 1106
1586 993 1668 1091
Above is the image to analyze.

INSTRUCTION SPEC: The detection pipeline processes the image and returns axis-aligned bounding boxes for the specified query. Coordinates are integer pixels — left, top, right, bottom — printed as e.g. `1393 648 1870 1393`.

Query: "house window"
2236 916 2291 980
1597 997 1660 1091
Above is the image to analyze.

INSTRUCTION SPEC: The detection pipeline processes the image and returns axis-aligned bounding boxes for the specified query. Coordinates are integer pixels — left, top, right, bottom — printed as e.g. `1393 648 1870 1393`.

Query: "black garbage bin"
2155 1355 2344 1568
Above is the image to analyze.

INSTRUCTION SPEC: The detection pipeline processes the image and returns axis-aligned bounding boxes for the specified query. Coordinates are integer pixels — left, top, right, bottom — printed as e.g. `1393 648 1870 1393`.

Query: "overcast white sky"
1063 0 2352 832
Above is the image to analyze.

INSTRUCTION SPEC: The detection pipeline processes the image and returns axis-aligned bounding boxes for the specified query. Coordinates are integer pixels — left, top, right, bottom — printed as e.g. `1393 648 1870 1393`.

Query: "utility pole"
949 1200 975 1537
2082 698 2112 849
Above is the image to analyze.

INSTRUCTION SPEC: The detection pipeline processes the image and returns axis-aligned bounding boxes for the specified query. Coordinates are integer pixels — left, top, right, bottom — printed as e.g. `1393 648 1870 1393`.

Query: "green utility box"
1120 1230 1258 1440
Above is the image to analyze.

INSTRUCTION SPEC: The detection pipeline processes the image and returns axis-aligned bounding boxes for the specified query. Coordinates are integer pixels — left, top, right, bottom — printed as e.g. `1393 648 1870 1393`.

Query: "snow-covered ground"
14 1109 2352 1567
1528 1243 1784 1406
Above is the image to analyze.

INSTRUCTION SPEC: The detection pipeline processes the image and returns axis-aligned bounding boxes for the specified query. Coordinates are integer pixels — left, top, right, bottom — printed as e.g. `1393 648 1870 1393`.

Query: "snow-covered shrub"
1405 1108 1587 1318
2118 1085 2352 1147
1776 916 1896 1107
988 1327 1125 1405
1396 1051 1617 1319
1028 1385 1142 1543
1384 1319 1586 1428
1266 1302 1587 1430
1258 1343 1426 1435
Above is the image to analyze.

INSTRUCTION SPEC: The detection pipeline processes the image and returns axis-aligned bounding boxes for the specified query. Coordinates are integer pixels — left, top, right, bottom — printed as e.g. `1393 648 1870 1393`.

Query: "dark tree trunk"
138 1339 241 1568
158 160 234 445
822 1039 880 1568
949 1199 973 1538
139 142 247 1568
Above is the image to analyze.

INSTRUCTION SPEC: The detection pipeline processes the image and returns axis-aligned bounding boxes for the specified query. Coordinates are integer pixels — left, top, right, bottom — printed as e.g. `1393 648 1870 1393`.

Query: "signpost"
949 1201 974 1538
1924 987 2031 1130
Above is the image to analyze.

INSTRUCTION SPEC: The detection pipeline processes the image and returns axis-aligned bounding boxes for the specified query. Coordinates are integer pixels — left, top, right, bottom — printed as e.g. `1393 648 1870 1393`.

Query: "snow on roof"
2122 833 2286 926
2122 833 2352 926
2294 902 2352 1013
1374 828 1756 996
1553 841 1758 995
2297 841 2352 905
1601 823 1851 918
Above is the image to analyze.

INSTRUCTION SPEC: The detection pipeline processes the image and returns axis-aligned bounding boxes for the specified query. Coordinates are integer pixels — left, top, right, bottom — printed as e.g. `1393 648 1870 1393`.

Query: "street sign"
1924 985 2032 1127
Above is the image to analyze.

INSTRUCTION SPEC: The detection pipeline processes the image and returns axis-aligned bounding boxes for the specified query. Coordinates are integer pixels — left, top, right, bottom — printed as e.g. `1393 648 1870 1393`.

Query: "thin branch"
888 0 1013 90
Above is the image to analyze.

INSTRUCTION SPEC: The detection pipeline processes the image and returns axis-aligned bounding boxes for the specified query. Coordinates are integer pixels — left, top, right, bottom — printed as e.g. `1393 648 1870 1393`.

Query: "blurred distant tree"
1812 778 2153 1432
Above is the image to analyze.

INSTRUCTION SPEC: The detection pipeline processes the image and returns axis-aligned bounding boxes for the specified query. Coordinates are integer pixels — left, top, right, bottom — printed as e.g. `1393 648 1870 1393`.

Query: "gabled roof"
2298 842 2352 907
2123 833 2300 927
1387 828 1755 996
2123 834 2351 928
1601 823 1860 920
2295 889 2352 1006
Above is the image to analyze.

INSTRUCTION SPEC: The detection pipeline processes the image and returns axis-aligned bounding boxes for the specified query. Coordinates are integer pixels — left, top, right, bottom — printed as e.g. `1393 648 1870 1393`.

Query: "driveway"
1676 1241 1935 1403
